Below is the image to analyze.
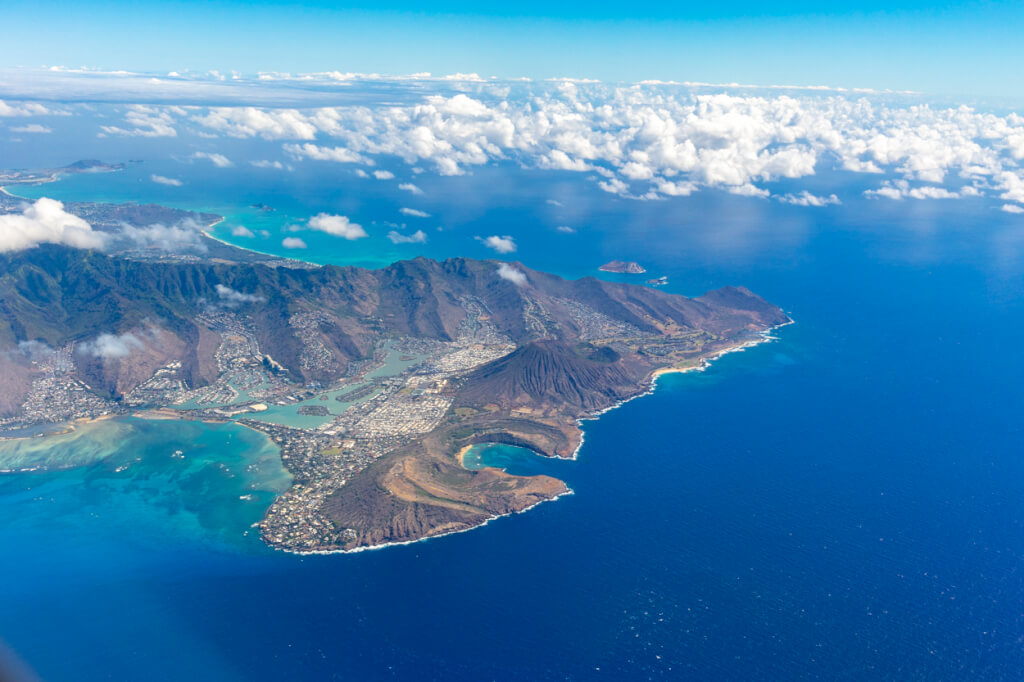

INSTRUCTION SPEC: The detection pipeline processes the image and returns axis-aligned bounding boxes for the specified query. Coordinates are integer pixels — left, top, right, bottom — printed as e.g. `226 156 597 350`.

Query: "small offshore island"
0 167 788 553
599 260 646 274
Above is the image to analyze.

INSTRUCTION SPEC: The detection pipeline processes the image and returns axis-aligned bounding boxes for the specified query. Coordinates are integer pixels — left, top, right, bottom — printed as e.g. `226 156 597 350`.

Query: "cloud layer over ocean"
3 71 1024 212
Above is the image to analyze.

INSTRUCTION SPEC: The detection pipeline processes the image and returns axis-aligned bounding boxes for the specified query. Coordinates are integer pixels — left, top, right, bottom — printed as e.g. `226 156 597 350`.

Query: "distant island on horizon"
599 260 647 274
0 167 789 553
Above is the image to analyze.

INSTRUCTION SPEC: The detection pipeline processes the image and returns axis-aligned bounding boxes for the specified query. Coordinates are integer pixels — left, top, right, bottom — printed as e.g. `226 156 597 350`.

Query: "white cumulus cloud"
194 107 317 140
0 197 106 252
481 235 516 254
282 237 307 249
120 218 207 253
387 229 428 244
191 151 233 167
9 124 51 133
308 213 367 239
0 100 56 117
68 83 1024 208
497 263 527 286
398 183 424 195
231 225 256 237
864 179 971 200
78 333 143 359
400 208 430 218
216 284 265 304
284 143 369 164
778 191 840 206
100 105 178 137
373 170 395 180
151 174 182 186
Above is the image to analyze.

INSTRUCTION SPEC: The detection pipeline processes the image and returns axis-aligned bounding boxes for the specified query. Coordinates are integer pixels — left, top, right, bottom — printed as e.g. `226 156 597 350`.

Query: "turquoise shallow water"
4 133 1024 678
0 417 291 558
462 443 574 478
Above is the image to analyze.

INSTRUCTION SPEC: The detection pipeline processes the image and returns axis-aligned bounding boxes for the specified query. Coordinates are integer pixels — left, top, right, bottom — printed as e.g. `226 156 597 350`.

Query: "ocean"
2 152 1024 679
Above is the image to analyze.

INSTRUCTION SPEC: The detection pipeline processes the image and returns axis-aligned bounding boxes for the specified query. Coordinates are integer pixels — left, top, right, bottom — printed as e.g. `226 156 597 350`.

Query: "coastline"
292 318 792 555
569 319 793 460
0 164 124 198
281 486 576 556
200 228 324 269
0 413 121 443
4 177 311 269
456 444 473 467
2 168 792 556
0 175 60 197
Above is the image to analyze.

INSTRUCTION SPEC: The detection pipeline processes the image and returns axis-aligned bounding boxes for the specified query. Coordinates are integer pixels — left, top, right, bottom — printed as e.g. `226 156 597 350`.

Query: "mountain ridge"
0 241 788 552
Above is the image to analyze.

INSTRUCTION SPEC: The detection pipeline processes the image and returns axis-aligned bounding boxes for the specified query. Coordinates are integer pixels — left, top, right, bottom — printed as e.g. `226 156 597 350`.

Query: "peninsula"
0 189 788 553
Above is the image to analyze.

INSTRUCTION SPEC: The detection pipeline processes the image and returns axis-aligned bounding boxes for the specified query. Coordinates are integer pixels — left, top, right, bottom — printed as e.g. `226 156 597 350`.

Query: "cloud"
9 124 51 133
398 183 423 195
441 73 485 82
100 105 177 137
119 217 207 253
14 340 54 360
496 263 527 285
250 159 284 169
864 179 970 200
151 174 182 187
78 332 143 359
0 197 106 252
0 100 56 117
307 213 367 239
16 79 1024 206
481 235 516 253
387 229 428 244
373 170 395 180
555 225 576 233
224 90 1010 202
778 191 840 206
1002 204 1024 214
546 199 563 206
654 180 697 197
282 237 307 249
995 171 1024 203
598 178 629 195
284 143 368 164
231 225 256 237
191 151 233 167
215 284 265 304
400 208 430 218
193 107 317 140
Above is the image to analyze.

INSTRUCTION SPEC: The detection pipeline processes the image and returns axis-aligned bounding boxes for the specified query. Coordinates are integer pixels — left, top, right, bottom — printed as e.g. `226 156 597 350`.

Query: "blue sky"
3 1 1023 98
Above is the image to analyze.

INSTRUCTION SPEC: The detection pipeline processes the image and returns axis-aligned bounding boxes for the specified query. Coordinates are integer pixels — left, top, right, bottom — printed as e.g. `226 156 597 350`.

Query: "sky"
3 0 1024 244
2 1 1023 100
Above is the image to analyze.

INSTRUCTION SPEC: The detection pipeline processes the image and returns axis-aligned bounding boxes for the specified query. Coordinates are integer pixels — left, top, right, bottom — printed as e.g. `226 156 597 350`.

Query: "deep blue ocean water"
3 142 1024 679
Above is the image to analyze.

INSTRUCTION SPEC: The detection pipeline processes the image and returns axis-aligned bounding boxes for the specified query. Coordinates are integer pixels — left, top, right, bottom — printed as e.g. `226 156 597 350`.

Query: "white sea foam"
277 487 576 556
570 318 793 460
288 317 790 552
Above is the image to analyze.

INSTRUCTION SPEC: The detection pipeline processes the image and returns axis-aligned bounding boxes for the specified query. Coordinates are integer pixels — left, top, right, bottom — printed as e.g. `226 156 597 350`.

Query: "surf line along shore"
291 325 791 556
0 186 790 554
570 320 793 460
